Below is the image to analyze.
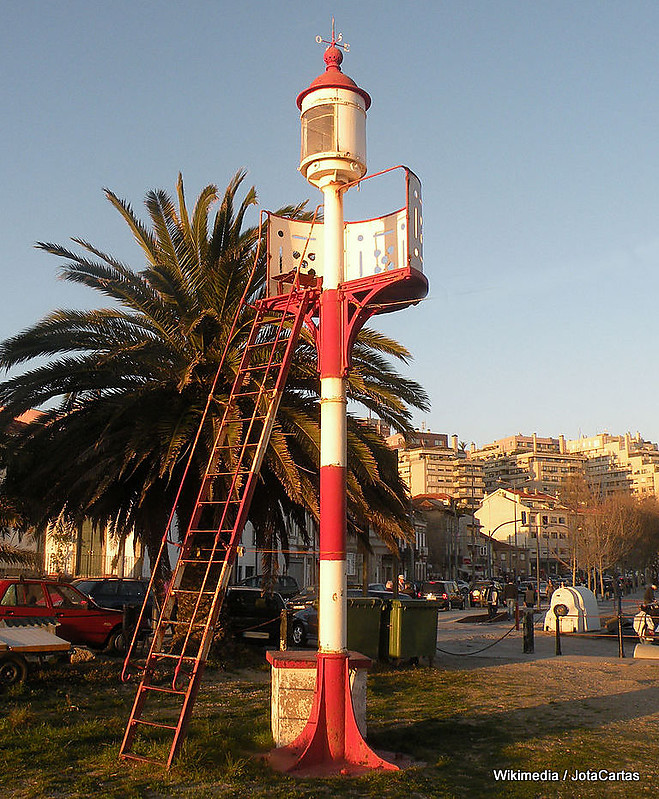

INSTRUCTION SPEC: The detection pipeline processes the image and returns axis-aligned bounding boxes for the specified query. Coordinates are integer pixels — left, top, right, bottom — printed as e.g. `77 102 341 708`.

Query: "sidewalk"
435 588 648 662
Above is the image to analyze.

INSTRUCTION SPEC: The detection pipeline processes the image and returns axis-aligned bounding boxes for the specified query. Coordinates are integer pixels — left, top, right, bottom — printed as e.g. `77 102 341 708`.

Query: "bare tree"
559 474 593 584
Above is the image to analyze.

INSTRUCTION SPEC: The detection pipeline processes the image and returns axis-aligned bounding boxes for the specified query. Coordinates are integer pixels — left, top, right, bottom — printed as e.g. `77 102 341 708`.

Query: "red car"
0 578 126 653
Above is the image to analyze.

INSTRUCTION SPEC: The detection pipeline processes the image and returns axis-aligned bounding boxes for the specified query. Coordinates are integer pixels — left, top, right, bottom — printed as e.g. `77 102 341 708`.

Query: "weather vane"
316 17 350 52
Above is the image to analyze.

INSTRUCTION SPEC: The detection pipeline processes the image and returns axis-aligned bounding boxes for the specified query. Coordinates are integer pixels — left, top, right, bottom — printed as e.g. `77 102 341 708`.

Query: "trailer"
0 617 71 687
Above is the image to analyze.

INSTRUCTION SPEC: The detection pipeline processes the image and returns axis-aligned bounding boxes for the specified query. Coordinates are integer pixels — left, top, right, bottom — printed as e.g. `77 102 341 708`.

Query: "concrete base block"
266 650 370 747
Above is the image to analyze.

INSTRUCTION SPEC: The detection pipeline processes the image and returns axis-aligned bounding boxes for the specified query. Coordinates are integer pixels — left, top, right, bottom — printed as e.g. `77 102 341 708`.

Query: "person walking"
644 583 657 604
486 583 499 621
503 578 517 620
524 583 537 609
546 579 555 603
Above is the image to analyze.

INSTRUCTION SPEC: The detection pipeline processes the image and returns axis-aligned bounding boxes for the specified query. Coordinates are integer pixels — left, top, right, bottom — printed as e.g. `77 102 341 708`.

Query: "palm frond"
0 171 428 577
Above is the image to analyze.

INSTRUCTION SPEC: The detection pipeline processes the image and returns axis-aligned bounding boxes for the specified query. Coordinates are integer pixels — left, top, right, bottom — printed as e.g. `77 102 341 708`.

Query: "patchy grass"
1 652 658 797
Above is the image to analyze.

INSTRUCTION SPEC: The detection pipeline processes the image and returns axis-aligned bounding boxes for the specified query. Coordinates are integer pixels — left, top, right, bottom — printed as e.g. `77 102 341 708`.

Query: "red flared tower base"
267 652 409 777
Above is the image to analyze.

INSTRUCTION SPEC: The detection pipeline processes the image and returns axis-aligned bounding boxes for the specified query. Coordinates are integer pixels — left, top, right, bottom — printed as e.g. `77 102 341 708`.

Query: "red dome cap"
297 44 371 110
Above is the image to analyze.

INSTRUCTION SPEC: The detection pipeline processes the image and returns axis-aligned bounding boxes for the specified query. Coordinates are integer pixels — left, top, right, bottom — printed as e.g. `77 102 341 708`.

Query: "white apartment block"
566 432 659 499
386 431 485 509
472 433 584 495
472 431 659 501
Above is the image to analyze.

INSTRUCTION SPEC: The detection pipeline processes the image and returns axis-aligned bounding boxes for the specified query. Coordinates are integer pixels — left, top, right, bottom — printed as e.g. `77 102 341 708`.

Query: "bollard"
555 616 562 656
279 608 288 651
617 593 625 659
553 604 569 657
523 609 534 653
515 600 519 631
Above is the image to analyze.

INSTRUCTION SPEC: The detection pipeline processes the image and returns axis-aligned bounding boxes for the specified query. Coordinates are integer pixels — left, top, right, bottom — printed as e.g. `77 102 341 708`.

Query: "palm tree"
0 172 429 584
0 494 39 569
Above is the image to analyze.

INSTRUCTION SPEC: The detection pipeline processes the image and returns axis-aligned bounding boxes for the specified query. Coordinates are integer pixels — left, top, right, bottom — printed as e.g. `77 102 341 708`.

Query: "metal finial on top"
315 17 350 52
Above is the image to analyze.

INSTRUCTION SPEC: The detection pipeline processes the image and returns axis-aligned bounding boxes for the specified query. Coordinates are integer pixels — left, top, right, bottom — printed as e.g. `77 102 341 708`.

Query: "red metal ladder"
118 287 317 768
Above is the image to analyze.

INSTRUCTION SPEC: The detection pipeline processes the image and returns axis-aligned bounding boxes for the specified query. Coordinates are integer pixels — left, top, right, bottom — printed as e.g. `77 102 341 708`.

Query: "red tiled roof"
14 409 45 425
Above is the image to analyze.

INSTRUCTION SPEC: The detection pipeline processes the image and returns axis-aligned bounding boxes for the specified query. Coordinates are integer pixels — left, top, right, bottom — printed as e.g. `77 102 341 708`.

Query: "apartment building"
472 430 659 501
412 493 488 581
386 431 485 510
472 433 584 495
566 432 659 499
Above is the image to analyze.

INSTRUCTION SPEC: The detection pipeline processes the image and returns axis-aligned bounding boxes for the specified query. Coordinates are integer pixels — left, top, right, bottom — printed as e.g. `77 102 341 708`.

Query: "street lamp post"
513 503 518 578
535 520 541 607
484 518 527 580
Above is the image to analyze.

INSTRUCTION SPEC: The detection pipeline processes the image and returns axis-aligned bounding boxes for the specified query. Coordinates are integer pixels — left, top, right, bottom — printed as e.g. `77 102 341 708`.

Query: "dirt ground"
423 599 659 794
441 650 659 722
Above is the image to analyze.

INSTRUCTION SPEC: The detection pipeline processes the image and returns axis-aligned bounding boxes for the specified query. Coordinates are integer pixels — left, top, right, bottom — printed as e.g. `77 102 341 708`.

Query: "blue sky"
2 1 659 448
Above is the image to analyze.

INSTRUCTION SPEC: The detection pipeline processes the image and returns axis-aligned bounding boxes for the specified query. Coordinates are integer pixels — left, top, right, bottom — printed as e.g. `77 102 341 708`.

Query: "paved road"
435 589 649 662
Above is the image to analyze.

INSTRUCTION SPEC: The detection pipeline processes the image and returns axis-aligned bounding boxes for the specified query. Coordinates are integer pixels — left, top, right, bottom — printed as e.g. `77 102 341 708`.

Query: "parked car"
367 583 388 592
286 586 318 612
0 578 126 653
72 577 155 618
236 574 300 599
287 586 372 614
419 580 465 610
289 604 318 646
224 587 288 643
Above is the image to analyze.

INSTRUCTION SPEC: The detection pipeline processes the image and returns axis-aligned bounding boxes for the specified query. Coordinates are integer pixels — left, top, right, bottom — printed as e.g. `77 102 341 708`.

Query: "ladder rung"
186 528 232 534
148 652 198 662
232 389 275 398
205 470 248 477
240 361 283 371
206 467 249 477
141 684 187 696
172 588 216 596
132 718 178 731
180 545 228 553
167 619 207 628
120 753 168 766
196 499 240 506
246 337 287 347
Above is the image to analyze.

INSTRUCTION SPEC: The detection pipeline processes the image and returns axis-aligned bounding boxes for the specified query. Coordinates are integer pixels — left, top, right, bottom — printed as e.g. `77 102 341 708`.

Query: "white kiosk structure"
543 587 601 633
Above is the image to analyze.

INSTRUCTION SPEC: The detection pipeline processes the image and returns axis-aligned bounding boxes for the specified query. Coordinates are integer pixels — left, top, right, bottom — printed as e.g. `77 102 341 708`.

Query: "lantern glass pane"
301 104 335 160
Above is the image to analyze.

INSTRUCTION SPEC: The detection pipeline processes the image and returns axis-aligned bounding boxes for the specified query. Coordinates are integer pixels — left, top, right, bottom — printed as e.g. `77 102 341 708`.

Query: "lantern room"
297 41 371 187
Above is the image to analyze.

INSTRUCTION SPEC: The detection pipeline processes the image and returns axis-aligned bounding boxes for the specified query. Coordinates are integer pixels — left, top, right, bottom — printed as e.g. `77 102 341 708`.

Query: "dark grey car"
236 574 300 599
72 577 154 616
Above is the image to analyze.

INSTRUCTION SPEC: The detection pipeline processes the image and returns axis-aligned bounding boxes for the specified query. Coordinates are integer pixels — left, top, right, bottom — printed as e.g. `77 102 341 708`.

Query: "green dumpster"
388 598 440 660
347 597 384 660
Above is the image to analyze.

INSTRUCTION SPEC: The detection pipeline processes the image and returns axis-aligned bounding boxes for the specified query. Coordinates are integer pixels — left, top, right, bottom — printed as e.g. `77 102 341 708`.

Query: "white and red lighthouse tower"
268 23 428 776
